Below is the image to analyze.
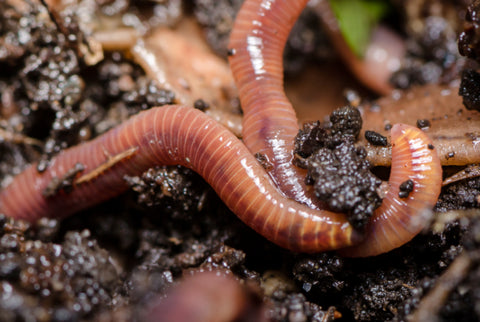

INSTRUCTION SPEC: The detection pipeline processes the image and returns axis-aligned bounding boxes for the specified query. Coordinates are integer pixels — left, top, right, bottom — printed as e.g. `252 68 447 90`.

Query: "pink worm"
0 0 442 255
0 106 360 253
0 105 441 255
144 271 263 322
227 0 441 255
228 0 406 204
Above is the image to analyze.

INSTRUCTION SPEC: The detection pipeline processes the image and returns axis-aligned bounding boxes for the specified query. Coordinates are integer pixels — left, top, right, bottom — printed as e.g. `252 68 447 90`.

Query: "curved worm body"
0 105 360 252
0 0 442 255
0 106 441 255
340 124 442 257
227 0 442 255
228 0 317 208
144 271 260 322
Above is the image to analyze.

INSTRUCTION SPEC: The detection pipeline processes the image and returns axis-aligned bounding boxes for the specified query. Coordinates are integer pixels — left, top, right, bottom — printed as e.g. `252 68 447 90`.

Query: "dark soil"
0 0 480 321
294 106 382 229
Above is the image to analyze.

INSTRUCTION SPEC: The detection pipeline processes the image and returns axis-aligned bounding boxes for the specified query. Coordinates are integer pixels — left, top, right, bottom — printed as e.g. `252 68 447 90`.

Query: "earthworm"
0 0 442 255
340 124 442 257
0 105 361 252
227 0 441 255
228 0 405 208
228 0 319 208
0 106 441 255
143 271 266 322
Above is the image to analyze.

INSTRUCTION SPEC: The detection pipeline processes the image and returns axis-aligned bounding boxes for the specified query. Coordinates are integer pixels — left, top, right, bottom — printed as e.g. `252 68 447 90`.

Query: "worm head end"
390 123 411 138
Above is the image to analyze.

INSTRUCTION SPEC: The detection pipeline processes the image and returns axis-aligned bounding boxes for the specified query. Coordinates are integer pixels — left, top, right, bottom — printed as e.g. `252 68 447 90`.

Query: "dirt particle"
294 106 380 228
459 0 480 61
306 142 381 228
330 106 362 140
124 165 210 216
193 99 209 111
399 179 414 199
255 152 273 171
364 130 388 146
42 163 85 197
416 119 431 129
459 69 480 112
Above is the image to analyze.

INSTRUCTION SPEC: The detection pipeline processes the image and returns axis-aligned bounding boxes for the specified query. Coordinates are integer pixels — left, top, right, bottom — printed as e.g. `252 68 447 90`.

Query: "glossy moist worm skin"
0 0 443 255
340 124 442 257
0 105 360 253
0 106 441 255
228 0 442 256
228 0 318 208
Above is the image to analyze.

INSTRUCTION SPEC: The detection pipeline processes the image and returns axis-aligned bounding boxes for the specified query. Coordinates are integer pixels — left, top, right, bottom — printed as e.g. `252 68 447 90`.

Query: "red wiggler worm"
227 0 442 255
0 105 361 252
0 105 441 255
0 0 443 255
341 124 442 257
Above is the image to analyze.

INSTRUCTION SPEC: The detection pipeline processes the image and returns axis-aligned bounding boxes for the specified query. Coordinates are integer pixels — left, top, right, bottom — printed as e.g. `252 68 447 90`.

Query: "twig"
408 252 472 322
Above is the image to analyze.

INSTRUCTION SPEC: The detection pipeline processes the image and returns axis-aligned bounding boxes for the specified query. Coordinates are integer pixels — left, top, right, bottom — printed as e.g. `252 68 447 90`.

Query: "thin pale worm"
313 1 405 95
0 105 360 253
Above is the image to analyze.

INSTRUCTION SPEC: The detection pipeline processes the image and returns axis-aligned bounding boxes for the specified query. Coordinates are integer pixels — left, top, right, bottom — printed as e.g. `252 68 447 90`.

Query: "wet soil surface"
0 0 480 321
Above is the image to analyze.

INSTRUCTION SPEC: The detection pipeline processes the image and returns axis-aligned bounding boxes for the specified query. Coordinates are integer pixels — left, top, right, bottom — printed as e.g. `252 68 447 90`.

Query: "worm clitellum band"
0 0 442 256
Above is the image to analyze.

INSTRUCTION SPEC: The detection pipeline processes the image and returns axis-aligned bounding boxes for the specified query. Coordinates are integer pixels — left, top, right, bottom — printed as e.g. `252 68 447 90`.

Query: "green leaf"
329 0 390 57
